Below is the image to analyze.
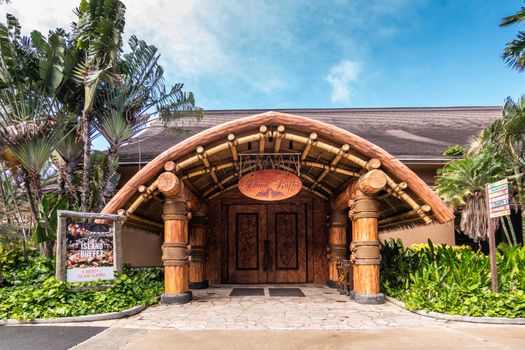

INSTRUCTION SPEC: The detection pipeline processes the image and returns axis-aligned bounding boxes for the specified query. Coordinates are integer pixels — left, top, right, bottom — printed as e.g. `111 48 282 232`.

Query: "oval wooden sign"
238 169 302 201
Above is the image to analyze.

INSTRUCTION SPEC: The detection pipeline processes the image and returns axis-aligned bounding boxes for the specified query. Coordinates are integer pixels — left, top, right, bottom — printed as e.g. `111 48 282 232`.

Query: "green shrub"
381 239 525 318
0 249 163 320
443 144 465 156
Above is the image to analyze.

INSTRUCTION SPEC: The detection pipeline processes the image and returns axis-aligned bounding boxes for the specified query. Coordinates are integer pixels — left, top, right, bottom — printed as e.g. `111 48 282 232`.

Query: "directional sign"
487 179 511 218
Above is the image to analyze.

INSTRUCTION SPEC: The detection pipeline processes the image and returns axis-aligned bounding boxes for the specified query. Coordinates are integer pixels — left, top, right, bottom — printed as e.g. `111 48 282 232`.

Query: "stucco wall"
379 221 455 247
121 224 163 267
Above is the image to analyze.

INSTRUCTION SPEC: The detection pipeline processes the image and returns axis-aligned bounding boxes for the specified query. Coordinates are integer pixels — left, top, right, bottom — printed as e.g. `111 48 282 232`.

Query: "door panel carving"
275 213 298 270
236 214 259 270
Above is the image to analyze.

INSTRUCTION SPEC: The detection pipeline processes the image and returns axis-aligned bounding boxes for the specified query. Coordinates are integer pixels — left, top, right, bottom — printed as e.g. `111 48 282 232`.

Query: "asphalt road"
0 326 106 350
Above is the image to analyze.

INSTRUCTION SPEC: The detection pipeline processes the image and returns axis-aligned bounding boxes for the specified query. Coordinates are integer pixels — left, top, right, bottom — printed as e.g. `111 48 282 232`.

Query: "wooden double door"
227 204 307 283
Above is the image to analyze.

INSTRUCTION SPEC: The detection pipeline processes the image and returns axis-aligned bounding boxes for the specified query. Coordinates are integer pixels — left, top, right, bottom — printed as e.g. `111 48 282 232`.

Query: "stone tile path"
110 284 443 330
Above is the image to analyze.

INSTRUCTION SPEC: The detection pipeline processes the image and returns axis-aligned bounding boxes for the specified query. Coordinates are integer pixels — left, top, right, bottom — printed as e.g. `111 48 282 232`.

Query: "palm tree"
0 15 73 257
501 5 525 71
436 147 512 242
93 35 201 201
72 0 126 212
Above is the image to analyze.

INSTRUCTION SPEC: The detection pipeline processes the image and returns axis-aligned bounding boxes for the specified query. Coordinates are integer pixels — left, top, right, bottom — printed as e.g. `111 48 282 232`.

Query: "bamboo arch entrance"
100 112 454 304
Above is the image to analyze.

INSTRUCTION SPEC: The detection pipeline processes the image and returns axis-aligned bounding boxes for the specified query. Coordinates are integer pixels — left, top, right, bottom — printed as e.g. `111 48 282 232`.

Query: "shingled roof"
118 106 501 164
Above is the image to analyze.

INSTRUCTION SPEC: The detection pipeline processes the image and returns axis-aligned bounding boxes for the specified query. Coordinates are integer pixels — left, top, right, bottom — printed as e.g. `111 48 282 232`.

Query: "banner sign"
238 169 302 201
487 179 511 218
66 222 115 282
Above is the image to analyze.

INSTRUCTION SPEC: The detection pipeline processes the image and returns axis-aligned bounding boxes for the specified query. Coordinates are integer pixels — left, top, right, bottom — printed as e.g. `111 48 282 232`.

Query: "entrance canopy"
101 112 454 228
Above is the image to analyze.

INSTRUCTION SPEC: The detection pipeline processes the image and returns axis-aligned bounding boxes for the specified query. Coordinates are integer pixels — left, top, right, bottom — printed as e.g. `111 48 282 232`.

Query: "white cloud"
326 60 362 103
0 0 420 108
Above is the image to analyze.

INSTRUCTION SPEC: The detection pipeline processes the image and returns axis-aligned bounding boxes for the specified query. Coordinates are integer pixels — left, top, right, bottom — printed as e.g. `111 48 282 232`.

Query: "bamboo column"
158 172 192 304
327 209 348 288
188 212 208 289
349 195 384 304
332 169 387 304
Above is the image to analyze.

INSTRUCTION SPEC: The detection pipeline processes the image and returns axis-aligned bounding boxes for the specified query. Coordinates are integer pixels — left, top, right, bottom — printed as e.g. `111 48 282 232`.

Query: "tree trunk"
23 174 39 227
102 145 119 203
80 109 92 212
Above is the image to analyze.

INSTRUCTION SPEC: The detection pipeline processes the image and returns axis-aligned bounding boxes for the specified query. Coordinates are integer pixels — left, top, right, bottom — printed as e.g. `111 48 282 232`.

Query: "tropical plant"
436 147 511 242
501 3 525 71
72 0 126 212
0 15 75 257
381 239 525 318
93 35 201 201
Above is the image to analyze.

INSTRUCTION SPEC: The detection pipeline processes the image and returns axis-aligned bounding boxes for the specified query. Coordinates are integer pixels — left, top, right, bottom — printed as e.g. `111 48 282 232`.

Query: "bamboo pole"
227 134 238 162
259 125 268 153
273 125 285 152
301 133 318 160
377 205 430 226
118 209 164 230
384 174 432 224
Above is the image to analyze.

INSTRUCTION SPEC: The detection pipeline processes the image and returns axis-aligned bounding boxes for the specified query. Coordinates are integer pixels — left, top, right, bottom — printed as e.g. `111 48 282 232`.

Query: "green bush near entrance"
381 239 525 318
0 249 163 320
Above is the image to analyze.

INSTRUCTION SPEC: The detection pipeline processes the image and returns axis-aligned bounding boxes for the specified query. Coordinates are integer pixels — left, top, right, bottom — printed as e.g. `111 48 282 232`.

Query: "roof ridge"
200 106 502 114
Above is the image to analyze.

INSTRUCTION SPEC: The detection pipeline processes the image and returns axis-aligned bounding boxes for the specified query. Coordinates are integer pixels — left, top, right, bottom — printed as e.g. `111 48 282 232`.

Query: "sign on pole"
484 179 511 293
56 211 125 283
488 179 511 218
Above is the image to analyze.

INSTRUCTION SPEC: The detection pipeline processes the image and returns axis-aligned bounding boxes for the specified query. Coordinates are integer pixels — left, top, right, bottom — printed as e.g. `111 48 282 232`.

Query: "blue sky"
2 0 524 109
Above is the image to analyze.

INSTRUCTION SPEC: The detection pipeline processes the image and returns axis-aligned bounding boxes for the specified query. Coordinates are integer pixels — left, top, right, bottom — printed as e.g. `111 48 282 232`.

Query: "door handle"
263 240 271 271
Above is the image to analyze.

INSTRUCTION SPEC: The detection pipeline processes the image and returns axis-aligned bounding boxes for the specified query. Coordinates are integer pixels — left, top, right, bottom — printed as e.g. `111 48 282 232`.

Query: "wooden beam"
157 172 206 214
301 133 317 160
117 209 164 230
301 161 360 177
227 134 238 162
197 146 224 191
259 125 268 153
273 125 285 152
311 144 351 190
384 174 432 224
378 205 431 226
331 170 388 210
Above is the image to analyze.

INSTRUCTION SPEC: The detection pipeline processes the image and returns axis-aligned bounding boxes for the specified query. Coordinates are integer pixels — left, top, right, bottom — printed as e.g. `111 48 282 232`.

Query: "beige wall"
122 224 163 267
379 221 455 247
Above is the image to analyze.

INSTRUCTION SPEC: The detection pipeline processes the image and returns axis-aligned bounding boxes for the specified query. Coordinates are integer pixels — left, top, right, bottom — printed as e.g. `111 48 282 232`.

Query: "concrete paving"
108 284 444 330
19 285 525 350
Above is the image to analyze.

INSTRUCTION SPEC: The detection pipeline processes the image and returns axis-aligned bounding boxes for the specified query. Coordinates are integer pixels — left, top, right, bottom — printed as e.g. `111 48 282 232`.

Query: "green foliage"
436 147 511 242
33 193 67 244
443 145 465 157
0 249 162 320
381 239 525 318
501 6 525 71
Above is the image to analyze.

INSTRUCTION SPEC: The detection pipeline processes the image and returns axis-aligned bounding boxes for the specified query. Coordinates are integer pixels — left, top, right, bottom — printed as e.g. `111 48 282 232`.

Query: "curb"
0 304 147 325
385 296 525 325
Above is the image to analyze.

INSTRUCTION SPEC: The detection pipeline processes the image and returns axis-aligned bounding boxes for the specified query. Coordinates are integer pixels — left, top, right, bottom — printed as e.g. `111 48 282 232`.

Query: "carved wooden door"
267 204 307 283
227 205 267 283
227 204 307 283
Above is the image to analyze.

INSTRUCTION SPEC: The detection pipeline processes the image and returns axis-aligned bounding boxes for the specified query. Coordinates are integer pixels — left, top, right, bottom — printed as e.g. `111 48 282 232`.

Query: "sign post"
56 211 125 283
485 179 510 293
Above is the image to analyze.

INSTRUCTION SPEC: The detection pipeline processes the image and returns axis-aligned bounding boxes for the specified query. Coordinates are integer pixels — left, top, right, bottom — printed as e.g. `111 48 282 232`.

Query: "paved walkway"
108 284 442 330
27 284 525 349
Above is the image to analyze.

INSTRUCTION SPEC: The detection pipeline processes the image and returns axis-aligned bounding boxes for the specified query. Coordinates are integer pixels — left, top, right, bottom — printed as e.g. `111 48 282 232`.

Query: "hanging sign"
66 222 115 282
487 179 511 218
238 169 302 201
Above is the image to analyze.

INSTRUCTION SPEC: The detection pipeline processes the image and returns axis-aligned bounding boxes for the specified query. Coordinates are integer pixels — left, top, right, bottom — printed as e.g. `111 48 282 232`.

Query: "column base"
327 280 339 288
349 291 384 304
161 291 193 304
189 280 209 289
